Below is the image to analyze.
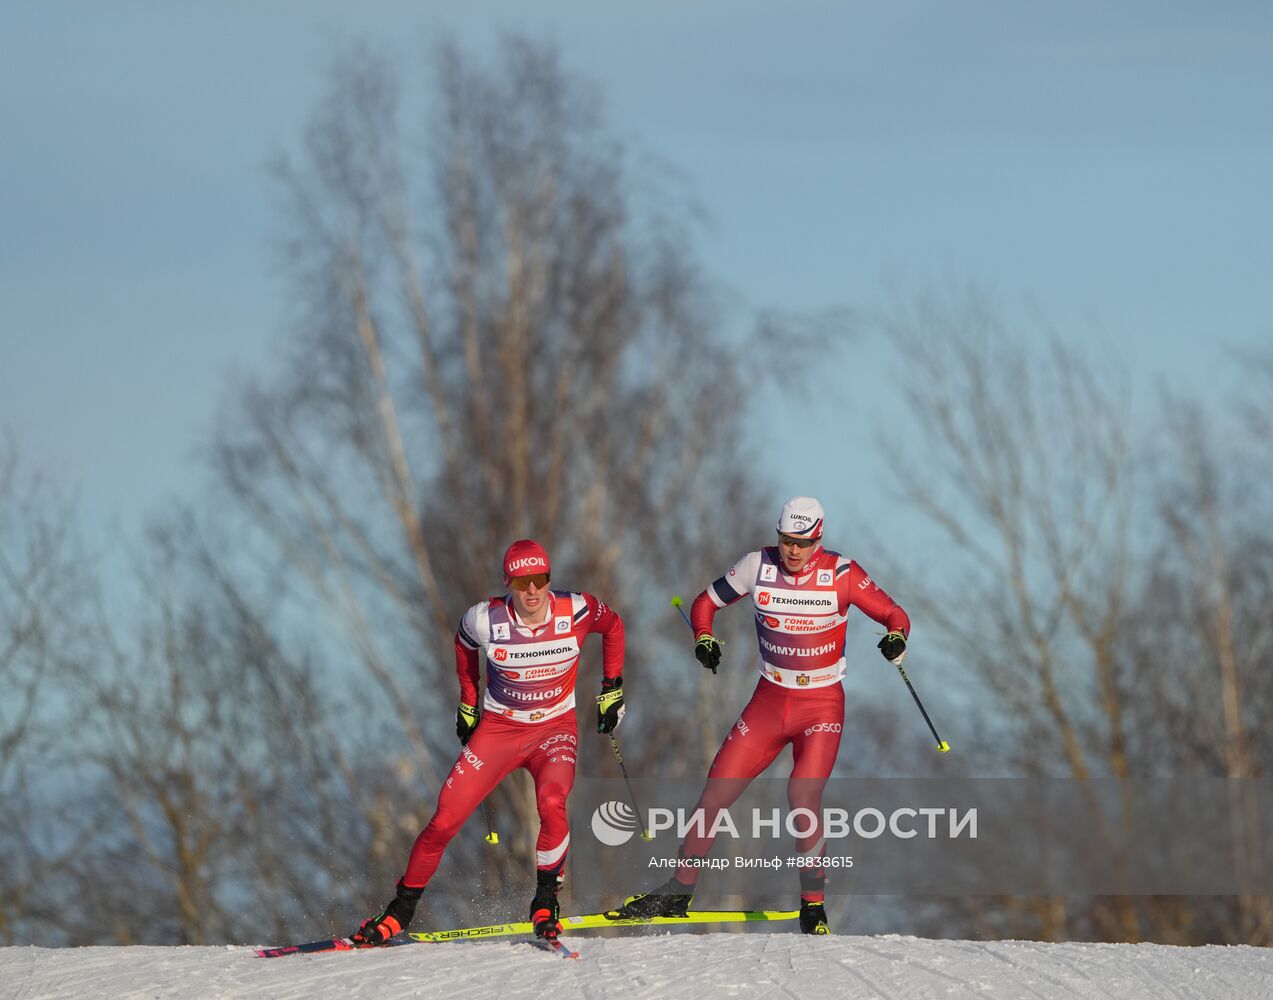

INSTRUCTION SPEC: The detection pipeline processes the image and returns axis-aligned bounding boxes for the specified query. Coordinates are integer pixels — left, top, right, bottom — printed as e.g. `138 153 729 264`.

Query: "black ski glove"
456 702 480 744
694 634 722 671
878 630 907 664
597 676 625 734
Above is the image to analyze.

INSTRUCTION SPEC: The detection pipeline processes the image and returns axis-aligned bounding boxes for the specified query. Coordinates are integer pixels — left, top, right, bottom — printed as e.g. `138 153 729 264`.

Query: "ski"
255 935 412 958
257 909 799 957
409 908 799 942
531 937 581 960
409 919 534 942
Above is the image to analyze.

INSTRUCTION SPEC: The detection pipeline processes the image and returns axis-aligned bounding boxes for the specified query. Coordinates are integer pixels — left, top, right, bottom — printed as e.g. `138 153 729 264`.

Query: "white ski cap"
777 496 825 539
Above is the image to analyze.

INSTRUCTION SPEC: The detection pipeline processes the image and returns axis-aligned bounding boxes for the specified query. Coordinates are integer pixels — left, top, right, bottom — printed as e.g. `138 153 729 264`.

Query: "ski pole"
671 594 716 674
893 660 951 753
482 799 499 844
609 735 653 840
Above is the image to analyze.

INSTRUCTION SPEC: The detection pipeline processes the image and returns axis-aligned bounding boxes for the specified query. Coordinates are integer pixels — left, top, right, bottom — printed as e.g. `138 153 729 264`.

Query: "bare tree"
58 512 383 945
878 290 1137 782
874 289 1150 941
1127 388 1273 943
0 437 100 944
875 292 1273 944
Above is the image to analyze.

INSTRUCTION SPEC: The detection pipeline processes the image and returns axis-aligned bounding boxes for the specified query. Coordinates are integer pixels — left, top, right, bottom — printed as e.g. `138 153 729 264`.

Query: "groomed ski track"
4 932 1272 1000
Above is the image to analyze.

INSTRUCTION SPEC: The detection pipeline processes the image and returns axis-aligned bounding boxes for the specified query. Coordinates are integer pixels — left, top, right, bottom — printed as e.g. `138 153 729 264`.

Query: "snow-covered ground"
3 931 1272 1000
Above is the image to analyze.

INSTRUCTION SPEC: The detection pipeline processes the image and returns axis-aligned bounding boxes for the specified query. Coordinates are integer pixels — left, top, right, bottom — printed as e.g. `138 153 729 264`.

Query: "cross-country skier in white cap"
616 497 910 935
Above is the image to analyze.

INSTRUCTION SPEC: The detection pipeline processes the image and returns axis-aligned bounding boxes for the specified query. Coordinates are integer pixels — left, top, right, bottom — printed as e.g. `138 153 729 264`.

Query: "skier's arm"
583 593 626 733
584 593 625 681
840 559 910 636
690 552 758 670
454 604 485 707
690 551 757 637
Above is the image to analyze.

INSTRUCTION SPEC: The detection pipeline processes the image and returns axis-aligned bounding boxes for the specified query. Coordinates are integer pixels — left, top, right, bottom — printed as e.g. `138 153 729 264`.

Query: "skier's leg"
787 684 844 934
525 720 578 879
401 718 523 887
523 715 578 938
619 682 787 918
353 717 522 944
676 680 790 881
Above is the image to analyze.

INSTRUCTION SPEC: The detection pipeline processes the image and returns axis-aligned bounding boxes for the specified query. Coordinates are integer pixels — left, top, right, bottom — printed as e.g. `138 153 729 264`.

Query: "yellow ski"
409 909 799 942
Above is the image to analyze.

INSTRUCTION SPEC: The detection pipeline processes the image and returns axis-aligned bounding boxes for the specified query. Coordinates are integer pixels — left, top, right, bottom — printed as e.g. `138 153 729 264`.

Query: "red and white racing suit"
400 591 624 888
678 546 909 901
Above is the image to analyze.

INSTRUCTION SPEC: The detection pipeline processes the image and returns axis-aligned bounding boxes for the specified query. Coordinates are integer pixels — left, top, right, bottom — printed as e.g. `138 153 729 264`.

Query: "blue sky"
3 1 1271 556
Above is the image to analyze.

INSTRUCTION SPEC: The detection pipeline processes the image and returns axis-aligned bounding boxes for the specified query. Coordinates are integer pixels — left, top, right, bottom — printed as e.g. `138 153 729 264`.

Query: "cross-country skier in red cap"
616 497 910 935
352 539 626 945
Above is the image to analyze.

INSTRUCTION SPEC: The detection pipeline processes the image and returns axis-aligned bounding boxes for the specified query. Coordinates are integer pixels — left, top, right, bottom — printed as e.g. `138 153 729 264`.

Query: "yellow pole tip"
937 742 951 753
486 833 500 844
641 831 654 841
670 595 683 607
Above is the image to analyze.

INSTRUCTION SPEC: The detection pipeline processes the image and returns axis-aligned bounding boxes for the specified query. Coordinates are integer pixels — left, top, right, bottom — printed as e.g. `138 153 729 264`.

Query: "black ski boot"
352 880 424 945
529 869 564 940
615 877 694 919
800 900 829 935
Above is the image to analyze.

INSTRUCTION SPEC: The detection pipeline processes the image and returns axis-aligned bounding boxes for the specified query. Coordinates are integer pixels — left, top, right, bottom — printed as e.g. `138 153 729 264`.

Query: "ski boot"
800 899 830 935
351 879 424 946
615 877 694 919
529 869 564 941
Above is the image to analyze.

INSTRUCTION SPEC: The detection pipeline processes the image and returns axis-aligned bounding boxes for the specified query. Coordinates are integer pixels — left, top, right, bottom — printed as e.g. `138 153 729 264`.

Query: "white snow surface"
3 932 1272 1000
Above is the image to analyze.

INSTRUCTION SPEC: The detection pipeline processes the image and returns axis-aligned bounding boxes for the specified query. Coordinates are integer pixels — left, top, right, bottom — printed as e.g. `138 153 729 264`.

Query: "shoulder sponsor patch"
817 569 834 586
554 616 572 634
760 564 777 582
492 622 510 641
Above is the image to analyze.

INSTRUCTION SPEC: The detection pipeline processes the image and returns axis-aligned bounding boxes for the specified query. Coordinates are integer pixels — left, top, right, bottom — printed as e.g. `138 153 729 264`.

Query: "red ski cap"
503 539 551 582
